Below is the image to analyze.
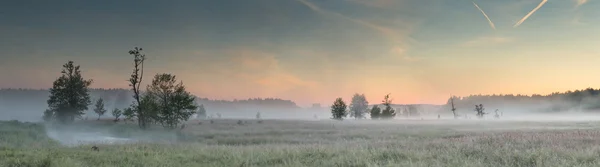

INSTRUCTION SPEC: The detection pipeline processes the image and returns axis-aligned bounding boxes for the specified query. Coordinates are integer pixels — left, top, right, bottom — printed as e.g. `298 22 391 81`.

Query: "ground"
2 119 600 167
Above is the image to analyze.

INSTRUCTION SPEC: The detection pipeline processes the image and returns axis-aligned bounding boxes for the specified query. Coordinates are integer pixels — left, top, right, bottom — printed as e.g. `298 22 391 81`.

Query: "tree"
370 105 381 119
112 108 122 121
349 93 369 119
196 104 207 119
256 111 261 119
406 105 420 117
93 98 107 120
123 107 136 122
475 104 486 118
450 96 458 119
380 94 396 119
144 73 198 129
46 61 93 124
128 47 147 129
330 98 347 120
42 109 53 122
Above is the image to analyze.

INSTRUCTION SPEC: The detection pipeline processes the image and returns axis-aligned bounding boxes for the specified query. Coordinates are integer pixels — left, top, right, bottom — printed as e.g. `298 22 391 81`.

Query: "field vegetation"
3 119 600 167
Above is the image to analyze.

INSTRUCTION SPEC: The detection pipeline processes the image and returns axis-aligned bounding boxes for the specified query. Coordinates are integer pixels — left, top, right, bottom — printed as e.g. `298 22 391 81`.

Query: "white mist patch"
46 130 137 146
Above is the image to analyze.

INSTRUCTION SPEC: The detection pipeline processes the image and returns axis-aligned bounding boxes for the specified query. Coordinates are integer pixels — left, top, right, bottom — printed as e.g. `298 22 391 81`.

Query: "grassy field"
3 119 600 167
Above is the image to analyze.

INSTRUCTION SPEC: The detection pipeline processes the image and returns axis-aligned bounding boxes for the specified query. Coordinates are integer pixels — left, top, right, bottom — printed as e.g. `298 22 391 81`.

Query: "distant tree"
370 105 381 119
128 47 148 129
144 73 198 129
349 93 369 119
450 96 458 119
330 98 348 120
406 105 420 117
494 109 500 119
256 111 261 119
122 107 136 122
115 90 130 109
46 61 93 124
380 94 396 119
196 104 207 119
474 104 486 118
42 109 53 122
112 108 122 121
93 98 107 120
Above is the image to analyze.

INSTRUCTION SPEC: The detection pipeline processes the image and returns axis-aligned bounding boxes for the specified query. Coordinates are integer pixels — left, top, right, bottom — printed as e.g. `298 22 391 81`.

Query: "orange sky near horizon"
2 0 600 107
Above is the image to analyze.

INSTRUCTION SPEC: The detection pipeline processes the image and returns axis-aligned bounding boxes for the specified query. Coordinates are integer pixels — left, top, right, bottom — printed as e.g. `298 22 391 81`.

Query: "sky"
1 0 600 107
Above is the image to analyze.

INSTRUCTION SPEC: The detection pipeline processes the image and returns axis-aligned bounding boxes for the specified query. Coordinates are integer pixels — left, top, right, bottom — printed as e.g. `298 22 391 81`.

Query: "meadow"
3 119 600 167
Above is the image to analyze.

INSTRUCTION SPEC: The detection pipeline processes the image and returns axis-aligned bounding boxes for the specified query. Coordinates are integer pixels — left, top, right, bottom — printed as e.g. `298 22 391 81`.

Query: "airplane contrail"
513 0 548 28
472 1 496 30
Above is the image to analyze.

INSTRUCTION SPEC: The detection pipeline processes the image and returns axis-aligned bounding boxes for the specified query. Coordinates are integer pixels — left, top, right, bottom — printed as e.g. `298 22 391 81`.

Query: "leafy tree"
93 98 107 120
331 98 348 120
196 104 207 119
370 105 381 119
123 107 136 122
380 94 396 119
349 93 369 119
42 109 53 122
112 108 122 121
128 47 148 129
46 61 93 124
144 73 198 129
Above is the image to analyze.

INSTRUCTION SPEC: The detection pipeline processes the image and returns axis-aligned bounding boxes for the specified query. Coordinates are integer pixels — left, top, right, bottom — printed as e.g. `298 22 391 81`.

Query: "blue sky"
1 0 599 106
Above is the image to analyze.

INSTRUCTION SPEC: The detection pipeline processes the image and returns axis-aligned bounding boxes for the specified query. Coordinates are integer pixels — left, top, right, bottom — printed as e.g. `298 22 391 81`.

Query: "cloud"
462 36 514 47
472 1 496 30
575 0 589 8
226 48 320 93
513 0 548 28
344 0 399 8
295 0 416 59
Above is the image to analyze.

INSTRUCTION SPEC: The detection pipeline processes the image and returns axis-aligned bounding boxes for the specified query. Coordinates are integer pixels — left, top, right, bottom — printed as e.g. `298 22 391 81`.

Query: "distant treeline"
442 88 600 114
0 88 299 121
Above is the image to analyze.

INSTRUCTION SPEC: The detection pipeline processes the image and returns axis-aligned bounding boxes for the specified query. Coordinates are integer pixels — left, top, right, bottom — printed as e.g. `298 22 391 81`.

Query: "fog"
46 129 137 146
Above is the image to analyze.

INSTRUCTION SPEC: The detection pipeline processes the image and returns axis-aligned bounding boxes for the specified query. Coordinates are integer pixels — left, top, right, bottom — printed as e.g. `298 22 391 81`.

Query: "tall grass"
2 119 600 167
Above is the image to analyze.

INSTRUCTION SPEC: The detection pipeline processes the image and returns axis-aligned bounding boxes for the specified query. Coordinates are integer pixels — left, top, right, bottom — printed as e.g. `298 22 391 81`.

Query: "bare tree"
450 96 458 119
128 47 147 129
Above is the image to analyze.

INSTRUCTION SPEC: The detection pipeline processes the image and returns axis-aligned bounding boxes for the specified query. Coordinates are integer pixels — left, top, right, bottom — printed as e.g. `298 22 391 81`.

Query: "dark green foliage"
349 93 369 119
128 47 148 129
122 107 136 122
46 61 92 124
380 94 396 119
93 98 106 120
475 104 486 118
112 108 122 121
197 104 207 119
144 73 198 129
370 105 381 119
330 98 347 120
42 109 53 122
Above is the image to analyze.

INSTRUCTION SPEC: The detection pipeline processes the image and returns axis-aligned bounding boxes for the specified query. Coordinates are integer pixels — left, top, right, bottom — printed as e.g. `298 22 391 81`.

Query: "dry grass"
2 119 600 167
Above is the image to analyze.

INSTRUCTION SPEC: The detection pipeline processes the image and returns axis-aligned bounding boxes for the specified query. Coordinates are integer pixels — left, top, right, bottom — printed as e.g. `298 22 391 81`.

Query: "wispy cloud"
462 36 514 47
514 0 548 28
472 1 496 30
295 0 416 59
344 0 399 8
575 0 589 8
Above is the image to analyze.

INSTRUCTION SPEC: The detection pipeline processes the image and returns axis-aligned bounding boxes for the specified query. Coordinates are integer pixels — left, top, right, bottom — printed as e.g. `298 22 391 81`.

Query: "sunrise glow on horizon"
2 0 600 107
